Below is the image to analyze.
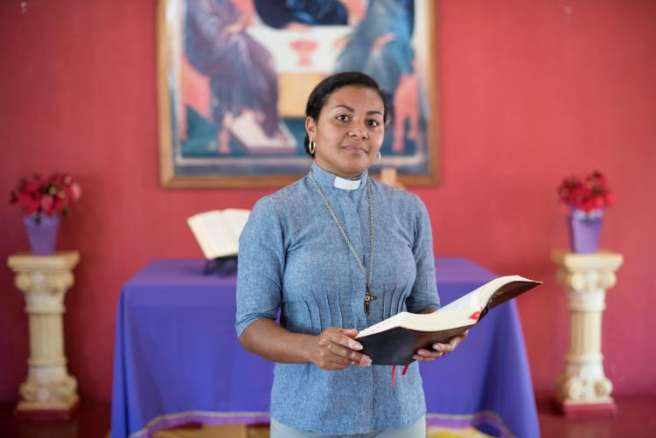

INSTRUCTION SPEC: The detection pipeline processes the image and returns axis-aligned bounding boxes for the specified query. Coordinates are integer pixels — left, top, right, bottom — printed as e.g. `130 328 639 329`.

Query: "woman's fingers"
324 355 352 369
445 331 468 350
326 340 355 359
434 331 469 353
414 331 471 362
315 327 371 369
331 329 371 365
315 345 350 369
326 340 371 366
331 330 363 352
414 348 444 361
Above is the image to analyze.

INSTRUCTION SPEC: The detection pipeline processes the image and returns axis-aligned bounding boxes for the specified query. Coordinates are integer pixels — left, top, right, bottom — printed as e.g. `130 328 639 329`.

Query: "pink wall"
1 0 654 402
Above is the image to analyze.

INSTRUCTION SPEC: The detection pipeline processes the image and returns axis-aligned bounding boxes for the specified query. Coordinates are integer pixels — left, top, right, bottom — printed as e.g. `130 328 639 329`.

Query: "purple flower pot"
23 215 60 255
568 210 603 253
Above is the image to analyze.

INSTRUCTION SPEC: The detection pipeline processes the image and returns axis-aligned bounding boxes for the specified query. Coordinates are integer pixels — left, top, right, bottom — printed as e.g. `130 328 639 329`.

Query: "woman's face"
306 85 385 178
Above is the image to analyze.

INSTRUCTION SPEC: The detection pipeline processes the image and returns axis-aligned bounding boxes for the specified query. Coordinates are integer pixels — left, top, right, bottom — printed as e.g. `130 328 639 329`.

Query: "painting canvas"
158 0 439 188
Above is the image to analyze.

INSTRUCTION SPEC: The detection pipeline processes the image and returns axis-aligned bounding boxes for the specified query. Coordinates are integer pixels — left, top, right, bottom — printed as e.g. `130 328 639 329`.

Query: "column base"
554 398 617 418
15 396 79 421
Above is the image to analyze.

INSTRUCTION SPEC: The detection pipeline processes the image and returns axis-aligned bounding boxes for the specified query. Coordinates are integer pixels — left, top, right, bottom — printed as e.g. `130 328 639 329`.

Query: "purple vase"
568 210 603 253
23 215 60 255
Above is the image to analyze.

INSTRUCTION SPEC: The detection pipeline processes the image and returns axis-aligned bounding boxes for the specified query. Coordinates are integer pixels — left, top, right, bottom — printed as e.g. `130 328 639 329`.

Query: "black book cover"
357 279 540 365
359 325 476 365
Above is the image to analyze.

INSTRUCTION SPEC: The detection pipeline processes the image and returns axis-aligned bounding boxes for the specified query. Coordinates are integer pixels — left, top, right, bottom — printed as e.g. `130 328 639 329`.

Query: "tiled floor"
1 397 655 437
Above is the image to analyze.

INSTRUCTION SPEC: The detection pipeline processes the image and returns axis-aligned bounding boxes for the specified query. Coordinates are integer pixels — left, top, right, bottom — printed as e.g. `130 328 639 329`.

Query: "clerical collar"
310 162 368 191
334 176 360 190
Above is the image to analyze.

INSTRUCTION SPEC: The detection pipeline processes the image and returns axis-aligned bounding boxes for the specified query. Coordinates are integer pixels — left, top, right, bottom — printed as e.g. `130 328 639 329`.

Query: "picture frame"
158 0 439 188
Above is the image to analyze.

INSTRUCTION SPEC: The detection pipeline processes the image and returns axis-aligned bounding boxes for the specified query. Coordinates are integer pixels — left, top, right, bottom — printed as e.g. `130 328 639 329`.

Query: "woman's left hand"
412 330 469 362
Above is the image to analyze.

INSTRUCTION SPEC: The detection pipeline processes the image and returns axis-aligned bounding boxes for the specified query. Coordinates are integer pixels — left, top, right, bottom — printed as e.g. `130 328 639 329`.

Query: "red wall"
1 0 655 403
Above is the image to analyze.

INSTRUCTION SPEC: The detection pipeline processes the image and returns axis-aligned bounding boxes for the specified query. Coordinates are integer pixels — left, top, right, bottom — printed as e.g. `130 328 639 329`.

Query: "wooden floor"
0 400 110 438
537 397 656 438
1 397 655 437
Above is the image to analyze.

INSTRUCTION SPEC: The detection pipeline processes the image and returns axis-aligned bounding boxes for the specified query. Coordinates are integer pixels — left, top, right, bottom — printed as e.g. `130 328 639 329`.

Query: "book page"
221 209 250 249
487 276 540 309
358 275 539 337
438 290 480 313
357 312 410 338
441 275 532 312
357 307 475 337
187 211 234 259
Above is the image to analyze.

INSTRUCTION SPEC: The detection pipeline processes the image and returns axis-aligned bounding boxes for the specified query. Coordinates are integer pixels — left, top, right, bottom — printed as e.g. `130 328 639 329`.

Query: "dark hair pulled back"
304 71 389 157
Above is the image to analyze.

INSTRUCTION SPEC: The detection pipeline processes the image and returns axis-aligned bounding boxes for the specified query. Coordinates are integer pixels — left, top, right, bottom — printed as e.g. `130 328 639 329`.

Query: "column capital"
7 251 79 297
551 250 623 293
7 251 80 272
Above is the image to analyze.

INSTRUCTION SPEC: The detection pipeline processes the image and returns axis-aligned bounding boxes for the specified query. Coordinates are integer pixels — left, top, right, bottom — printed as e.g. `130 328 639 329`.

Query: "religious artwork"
158 0 439 187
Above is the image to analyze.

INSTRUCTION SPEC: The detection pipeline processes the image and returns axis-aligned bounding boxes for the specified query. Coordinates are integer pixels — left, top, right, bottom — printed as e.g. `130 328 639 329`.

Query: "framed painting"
158 0 439 188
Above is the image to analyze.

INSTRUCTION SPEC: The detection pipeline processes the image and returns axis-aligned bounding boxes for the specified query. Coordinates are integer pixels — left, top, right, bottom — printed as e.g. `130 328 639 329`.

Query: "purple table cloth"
111 258 538 438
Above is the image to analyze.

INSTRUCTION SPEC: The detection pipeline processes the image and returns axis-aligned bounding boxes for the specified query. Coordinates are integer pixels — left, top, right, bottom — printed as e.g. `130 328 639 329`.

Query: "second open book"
356 275 541 365
187 209 250 260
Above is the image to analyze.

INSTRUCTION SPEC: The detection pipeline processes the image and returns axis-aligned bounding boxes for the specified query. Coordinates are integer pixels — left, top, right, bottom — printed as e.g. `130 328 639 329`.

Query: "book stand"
203 256 238 276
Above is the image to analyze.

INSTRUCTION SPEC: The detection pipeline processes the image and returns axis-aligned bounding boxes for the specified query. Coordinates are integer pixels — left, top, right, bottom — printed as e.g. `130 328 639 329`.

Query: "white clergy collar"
333 176 361 191
310 162 368 192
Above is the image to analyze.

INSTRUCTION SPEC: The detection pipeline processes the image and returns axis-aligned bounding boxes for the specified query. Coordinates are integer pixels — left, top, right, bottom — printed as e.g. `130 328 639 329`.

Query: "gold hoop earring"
309 140 316 155
377 151 382 160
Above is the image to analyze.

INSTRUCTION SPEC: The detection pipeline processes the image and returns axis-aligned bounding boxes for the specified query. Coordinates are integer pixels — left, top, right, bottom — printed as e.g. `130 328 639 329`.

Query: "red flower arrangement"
9 173 81 224
557 171 614 214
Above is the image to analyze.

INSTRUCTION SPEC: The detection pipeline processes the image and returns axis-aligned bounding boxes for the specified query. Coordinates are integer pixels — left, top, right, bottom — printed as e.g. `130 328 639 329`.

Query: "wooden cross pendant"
364 290 377 315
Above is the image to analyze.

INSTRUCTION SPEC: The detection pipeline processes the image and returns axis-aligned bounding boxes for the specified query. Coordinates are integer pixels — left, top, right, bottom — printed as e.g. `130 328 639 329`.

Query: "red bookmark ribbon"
391 364 410 386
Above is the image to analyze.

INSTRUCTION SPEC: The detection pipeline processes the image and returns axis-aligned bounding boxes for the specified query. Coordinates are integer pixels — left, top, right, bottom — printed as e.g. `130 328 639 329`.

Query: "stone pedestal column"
7 251 80 420
551 250 623 417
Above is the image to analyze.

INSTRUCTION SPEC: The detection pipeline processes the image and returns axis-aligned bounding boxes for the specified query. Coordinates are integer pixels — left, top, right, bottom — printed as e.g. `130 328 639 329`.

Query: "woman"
236 72 466 437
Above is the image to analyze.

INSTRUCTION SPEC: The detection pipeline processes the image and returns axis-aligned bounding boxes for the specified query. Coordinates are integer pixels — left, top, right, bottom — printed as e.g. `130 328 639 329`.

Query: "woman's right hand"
306 327 372 370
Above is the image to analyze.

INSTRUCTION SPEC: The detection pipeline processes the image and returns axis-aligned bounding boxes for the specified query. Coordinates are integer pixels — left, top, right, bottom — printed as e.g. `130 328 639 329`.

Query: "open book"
356 275 542 365
187 209 250 260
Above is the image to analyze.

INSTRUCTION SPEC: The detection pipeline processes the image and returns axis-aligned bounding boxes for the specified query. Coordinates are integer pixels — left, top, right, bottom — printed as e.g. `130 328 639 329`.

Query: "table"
111 258 538 438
